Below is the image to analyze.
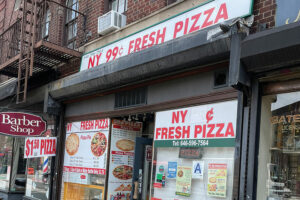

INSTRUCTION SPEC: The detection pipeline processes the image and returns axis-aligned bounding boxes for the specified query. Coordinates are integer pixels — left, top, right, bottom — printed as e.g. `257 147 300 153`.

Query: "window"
66 0 78 49
0 136 13 191
109 0 127 14
42 9 51 40
257 91 300 199
14 0 22 11
25 128 54 200
151 101 238 199
10 138 27 192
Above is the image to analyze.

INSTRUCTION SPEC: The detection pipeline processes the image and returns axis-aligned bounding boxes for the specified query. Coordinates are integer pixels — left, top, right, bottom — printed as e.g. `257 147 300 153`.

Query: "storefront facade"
2 0 300 199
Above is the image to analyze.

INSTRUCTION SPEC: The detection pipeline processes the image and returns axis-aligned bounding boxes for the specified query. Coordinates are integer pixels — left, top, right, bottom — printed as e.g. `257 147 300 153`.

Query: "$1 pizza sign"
24 137 57 158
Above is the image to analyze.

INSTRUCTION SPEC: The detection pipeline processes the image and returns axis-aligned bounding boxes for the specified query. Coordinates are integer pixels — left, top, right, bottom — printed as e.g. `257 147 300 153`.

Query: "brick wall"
251 0 276 33
126 0 167 24
77 0 106 44
0 0 280 80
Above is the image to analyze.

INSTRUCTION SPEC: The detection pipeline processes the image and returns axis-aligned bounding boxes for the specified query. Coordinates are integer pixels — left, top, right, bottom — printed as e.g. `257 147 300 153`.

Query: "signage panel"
24 137 57 158
0 112 46 137
154 100 237 147
63 119 110 176
80 0 253 71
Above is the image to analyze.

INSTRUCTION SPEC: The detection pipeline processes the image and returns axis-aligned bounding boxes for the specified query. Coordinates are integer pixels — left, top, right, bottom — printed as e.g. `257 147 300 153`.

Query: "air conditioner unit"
98 10 126 35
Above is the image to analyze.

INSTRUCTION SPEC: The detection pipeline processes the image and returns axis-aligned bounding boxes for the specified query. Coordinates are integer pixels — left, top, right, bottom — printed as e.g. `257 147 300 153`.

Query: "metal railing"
0 20 21 65
0 0 85 67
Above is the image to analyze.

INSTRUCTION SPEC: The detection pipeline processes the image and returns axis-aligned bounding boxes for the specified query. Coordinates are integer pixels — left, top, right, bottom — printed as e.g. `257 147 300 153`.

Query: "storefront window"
0 136 13 191
25 129 54 199
257 91 300 199
151 147 235 199
61 119 110 200
10 138 27 192
25 157 52 199
151 100 238 199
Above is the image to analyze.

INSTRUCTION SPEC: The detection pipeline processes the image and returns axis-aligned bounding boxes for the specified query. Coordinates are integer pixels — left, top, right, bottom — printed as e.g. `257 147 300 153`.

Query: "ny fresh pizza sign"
80 0 253 71
154 100 238 147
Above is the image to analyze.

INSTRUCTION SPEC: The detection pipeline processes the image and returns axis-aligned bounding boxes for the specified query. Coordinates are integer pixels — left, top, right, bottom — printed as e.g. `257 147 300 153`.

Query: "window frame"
65 0 78 49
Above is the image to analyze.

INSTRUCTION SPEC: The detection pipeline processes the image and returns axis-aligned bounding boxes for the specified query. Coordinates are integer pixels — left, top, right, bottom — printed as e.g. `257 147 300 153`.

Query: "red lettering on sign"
175 126 181 139
202 7 215 29
225 122 234 137
182 126 190 138
40 139 45 155
156 27 166 44
128 40 134 54
216 123 225 137
134 37 142 52
214 3 228 24
141 34 149 50
155 128 161 139
184 18 189 35
149 31 156 47
173 21 183 39
189 13 201 33
88 53 102 69
169 126 175 139
161 127 168 139
194 125 202 138
206 124 215 138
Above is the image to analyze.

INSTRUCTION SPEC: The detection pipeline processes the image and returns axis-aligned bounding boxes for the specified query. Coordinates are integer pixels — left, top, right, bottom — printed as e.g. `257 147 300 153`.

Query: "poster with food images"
207 163 227 198
175 166 192 197
63 119 110 182
107 119 143 200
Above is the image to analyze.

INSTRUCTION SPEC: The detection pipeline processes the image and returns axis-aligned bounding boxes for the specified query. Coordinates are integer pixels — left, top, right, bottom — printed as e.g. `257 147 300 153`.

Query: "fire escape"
0 0 83 104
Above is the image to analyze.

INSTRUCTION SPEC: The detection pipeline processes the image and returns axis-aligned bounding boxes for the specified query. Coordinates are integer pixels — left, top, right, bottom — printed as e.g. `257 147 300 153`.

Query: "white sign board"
80 0 253 71
154 100 238 147
24 137 57 158
107 119 142 200
63 119 110 176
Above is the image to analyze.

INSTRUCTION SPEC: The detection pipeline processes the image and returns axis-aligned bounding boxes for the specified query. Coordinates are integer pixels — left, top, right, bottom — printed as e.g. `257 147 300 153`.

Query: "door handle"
133 181 139 199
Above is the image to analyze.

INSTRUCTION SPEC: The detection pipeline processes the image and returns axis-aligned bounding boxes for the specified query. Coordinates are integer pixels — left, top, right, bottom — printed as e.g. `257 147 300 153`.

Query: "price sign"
24 137 57 158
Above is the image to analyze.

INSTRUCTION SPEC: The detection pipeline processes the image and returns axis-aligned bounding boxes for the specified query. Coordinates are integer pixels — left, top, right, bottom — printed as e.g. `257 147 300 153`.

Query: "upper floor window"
14 0 22 11
42 9 51 40
66 0 78 49
109 0 127 14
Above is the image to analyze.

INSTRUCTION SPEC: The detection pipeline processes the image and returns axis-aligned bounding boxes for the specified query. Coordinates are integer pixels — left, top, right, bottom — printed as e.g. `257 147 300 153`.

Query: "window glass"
10 138 27 192
151 147 235 199
66 0 78 49
257 91 300 199
151 101 238 199
0 136 13 191
42 9 51 39
25 129 54 199
109 0 127 13
14 0 22 11
60 119 110 200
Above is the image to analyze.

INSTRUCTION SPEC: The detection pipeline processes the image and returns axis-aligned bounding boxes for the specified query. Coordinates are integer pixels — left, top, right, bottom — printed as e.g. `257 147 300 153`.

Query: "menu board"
107 119 142 200
207 163 227 198
63 119 110 180
175 166 192 197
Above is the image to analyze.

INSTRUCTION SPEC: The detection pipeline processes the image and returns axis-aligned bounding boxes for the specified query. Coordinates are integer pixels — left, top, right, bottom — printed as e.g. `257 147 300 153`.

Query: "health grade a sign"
154 100 237 147
80 0 253 71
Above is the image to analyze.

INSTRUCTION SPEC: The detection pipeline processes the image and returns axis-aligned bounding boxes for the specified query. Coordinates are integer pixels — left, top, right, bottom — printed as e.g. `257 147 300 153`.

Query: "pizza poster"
175 166 192 197
107 119 142 200
63 119 110 179
207 163 227 198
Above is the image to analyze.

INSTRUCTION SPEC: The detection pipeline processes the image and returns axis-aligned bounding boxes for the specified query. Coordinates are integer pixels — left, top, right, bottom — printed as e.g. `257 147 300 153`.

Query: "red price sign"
24 137 57 158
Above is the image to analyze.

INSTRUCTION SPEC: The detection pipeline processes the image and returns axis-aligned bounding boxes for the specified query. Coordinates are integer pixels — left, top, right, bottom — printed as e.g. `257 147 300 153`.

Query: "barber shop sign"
0 112 46 136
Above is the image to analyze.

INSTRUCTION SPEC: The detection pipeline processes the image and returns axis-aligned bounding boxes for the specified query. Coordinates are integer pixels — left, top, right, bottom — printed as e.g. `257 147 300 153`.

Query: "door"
131 137 153 200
